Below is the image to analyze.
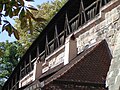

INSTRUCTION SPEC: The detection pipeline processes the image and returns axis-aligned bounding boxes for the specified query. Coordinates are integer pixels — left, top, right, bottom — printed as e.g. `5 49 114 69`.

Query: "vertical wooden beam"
95 0 99 15
92 8 95 18
80 12 83 25
7 85 9 90
64 15 67 37
14 74 16 86
29 53 32 71
37 45 39 57
100 0 103 8
89 10 92 19
24 60 26 75
63 13 70 43
78 0 83 26
45 34 49 56
54 25 60 47
8 83 10 90
75 19 78 31
81 0 87 23
87 11 90 20
20 66 21 79
103 0 107 5
11 79 13 89
64 13 71 36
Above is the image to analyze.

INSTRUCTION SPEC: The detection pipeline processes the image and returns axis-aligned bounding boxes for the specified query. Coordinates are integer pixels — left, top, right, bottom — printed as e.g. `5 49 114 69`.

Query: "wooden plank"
54 25 60 48
103 0 107 5
65 13 71 35
81 0 87 23
24 59 26 75
20 66 22 79
45 35 49 56
95 0 99 15
100 0 103 8
64 16 68 37
54 79 106 88
29 54 32 71
58 30 65 45
37 45 39 57
78 0 83 26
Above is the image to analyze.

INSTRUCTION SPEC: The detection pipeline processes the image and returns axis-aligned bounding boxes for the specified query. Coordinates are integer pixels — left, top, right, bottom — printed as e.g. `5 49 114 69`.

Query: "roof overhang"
41 39 112 89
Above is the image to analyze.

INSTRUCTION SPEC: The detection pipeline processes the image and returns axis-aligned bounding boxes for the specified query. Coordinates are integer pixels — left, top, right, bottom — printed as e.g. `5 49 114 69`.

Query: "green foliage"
0 41 24 86
16 0 67 50
0 0 45 40
0 0 67 87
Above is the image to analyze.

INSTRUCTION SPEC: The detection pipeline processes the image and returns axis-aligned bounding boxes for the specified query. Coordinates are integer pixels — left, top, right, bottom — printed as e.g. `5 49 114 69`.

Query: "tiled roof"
42 40 111 89
19 40 111 90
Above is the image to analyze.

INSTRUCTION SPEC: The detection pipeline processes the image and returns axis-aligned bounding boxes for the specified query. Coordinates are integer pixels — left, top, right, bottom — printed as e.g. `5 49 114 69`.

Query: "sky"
0 0 52 42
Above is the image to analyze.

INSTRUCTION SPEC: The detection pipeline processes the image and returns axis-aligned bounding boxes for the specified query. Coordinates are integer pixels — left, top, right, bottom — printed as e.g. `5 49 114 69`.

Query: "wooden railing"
68 0 111 34
43 0 112 59
2 0 112 90
19 0 112 87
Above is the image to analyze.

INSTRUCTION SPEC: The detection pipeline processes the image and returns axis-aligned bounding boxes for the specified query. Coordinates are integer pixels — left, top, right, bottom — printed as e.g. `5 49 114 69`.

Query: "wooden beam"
78 0 83 26
54 79 106 88
81 0 87 23
37 45 39 57
15 74 17 89
29 53 32 71
95 0 99 15
65 13 71 36
45 34 49 56
54 25 60 48
20 66 22 79
100 0 103 8
24 59 26 75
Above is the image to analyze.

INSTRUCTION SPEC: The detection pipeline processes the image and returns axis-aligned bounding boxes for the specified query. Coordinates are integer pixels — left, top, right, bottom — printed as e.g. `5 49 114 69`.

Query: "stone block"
113 54 120 60
109 85 115 90
117 64 120 68
112 13 119 22
105 12 111 19
115 45 120 51
106 17 113 26
114 75 120 90
107 76 115 86
113 53 120 59
109 61 119 70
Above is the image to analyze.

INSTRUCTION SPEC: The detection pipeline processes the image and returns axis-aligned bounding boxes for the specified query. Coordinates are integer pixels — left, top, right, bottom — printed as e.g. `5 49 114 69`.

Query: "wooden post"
37 45 39 57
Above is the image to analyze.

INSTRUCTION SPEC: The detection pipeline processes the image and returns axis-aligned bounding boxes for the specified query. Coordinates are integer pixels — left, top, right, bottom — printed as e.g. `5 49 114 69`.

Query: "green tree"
0 0 67 87
15 0 67 50
0 41 24 87
0 0 45 40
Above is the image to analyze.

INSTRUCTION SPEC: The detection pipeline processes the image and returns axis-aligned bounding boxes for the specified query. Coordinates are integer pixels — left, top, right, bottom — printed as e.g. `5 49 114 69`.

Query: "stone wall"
75 0 120 90
77 3 120 54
